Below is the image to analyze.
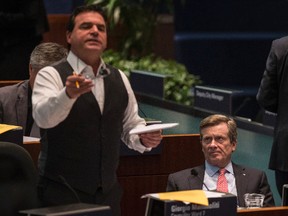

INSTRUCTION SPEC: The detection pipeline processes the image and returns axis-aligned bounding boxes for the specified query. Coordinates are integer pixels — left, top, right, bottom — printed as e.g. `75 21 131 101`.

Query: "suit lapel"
16 81 29 131
188 165 205 189
233 163 247 207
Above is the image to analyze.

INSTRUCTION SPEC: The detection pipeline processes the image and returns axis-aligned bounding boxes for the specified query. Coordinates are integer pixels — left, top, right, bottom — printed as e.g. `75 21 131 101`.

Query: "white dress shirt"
32 51 149 153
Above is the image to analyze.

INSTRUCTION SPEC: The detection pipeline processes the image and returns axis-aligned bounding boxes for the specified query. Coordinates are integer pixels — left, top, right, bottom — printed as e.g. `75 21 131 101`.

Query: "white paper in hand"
129 123 179 135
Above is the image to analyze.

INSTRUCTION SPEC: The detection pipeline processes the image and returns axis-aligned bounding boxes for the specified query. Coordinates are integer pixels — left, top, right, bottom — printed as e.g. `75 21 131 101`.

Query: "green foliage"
86 0 201 106
102 50 202 106
85 0 173 58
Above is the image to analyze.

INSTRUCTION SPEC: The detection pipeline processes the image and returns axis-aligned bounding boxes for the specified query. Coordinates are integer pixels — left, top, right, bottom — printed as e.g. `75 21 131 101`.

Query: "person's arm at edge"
256 40 280 113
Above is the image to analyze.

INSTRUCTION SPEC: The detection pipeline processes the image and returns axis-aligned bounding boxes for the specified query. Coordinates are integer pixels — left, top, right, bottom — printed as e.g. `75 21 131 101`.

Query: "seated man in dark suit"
166 114 275 207
0 42 67 137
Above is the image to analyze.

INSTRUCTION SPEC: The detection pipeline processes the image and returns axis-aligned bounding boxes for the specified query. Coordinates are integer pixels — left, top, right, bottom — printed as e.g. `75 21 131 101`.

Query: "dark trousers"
275 170 288 197
38 176 122 216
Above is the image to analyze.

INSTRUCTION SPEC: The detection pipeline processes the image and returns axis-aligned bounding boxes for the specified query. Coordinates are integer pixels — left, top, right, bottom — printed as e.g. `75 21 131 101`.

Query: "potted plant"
102 50 201 106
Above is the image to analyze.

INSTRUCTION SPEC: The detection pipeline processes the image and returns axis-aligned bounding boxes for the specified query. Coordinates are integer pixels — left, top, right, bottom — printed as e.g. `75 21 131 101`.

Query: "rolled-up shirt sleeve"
119 71 151 153
33 64 152 153
32 66 76 129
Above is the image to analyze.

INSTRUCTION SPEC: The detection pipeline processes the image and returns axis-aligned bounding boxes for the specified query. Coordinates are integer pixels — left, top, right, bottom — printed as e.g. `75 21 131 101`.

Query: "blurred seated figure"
0 42 67 137
166 114 275 207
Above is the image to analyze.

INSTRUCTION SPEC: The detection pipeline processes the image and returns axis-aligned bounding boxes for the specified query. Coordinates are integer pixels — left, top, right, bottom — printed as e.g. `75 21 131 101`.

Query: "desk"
22 142 41 168
0 80 22 87
118 134 204 215
237 206 288 216
22 134 204 216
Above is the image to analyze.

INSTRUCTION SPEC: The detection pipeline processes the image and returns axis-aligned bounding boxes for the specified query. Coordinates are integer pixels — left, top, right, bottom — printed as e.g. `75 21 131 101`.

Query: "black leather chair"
0 142 39 216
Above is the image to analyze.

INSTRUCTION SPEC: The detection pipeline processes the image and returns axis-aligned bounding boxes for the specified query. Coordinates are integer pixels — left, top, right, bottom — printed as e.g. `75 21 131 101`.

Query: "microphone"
58 175 81 203
99 67 109 77
191 169 210 191
80 66 95 80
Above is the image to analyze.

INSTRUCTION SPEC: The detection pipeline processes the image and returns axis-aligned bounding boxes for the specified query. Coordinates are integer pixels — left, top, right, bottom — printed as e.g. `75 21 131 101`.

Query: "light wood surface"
237 206 288 216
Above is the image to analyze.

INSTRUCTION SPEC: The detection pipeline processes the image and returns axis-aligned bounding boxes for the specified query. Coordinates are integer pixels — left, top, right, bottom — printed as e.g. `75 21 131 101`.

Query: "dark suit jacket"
257 36 288 172
0 80 29 133
166 163 275 207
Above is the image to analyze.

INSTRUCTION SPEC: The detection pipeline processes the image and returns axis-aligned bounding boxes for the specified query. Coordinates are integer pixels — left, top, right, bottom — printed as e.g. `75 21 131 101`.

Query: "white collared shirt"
32 51 149 153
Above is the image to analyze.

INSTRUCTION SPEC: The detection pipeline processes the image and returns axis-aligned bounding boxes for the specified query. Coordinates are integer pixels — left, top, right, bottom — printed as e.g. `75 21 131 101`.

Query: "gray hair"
200 114 238 143
29 42 68 71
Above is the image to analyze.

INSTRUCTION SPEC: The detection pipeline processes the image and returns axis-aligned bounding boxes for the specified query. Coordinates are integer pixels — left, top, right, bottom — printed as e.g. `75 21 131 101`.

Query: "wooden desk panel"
117 134 203 176
118 175 168 216
118 134 204 216
22 134 204 216
43 14 69 48
237 206 288 216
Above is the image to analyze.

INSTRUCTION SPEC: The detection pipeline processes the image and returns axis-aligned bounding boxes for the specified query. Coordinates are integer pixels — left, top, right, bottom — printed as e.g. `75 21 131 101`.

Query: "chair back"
0 142 38 216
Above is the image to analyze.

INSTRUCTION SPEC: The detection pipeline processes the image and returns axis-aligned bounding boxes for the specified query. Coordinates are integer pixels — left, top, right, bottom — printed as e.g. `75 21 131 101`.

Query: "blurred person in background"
0 42 67 137
257 36 288 197
0 0 49 80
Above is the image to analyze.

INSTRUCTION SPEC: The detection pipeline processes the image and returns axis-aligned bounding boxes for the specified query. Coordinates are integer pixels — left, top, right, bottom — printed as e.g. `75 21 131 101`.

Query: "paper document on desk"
23 136 40 144
143 190 237 216
129 123 179 135
142 190 209 206
142 190 229 206
0 124 22 134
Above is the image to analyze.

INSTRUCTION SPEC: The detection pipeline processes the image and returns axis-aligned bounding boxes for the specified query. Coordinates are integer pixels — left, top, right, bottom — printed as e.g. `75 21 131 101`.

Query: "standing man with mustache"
32 4 162 216
166 114 275 208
